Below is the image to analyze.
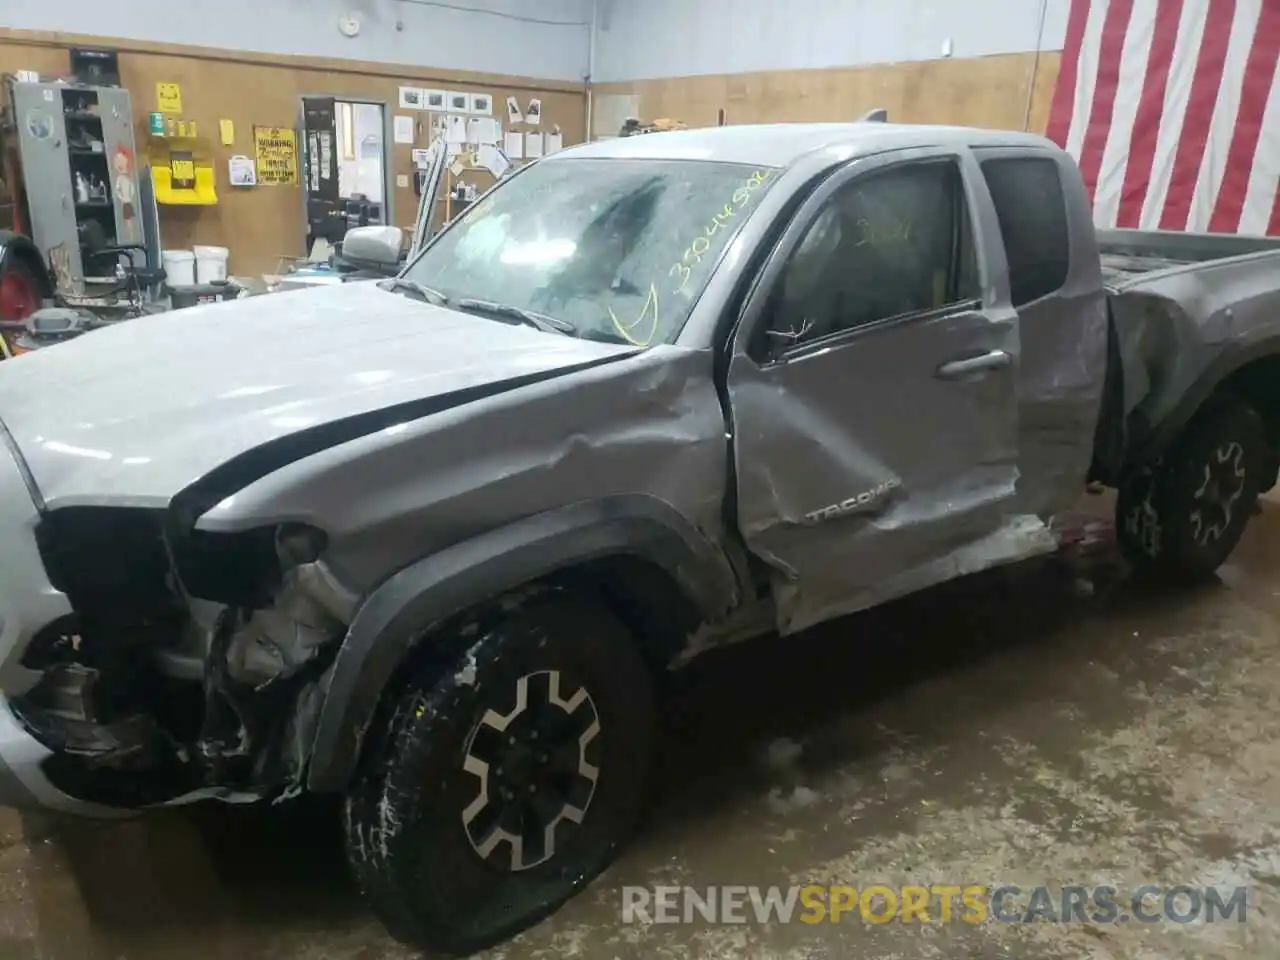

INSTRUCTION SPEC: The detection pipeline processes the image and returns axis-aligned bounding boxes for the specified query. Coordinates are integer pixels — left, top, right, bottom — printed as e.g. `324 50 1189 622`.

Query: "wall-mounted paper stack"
467 117 500 145
504 129 524 159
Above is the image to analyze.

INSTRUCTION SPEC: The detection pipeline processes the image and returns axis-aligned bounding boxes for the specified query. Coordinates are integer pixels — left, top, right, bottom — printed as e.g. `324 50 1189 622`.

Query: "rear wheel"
343 595 654 956
1116 398 1270 580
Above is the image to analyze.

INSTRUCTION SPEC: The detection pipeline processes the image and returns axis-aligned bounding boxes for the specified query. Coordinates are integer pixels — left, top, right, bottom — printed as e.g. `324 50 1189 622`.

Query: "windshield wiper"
378 277 449 306
454 298 577 336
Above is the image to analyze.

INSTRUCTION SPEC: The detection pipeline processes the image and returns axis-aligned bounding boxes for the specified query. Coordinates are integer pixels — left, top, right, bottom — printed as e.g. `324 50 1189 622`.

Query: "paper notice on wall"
524 131 544 158
478 143 510 179
506 95 523 124
228 154 256 186
319 130 333 172
546 128 563 153
156 82 182 113
467 117 500 146
524 98 542 125
446 115 468 144
503 129 524 159
411 147 434 169
253 126 298 185
394 115 416 144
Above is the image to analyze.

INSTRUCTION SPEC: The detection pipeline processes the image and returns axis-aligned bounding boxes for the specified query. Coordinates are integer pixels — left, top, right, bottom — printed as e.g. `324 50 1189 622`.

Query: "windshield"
402 158 779 346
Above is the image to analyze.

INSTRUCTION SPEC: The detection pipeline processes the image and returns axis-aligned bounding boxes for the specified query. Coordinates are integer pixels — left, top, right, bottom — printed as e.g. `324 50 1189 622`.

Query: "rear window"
979 157 1070 307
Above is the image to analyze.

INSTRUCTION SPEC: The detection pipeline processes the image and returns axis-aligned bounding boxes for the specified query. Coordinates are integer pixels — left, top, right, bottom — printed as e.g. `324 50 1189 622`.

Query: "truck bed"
1092 228 1280 480
1098 227 1280 285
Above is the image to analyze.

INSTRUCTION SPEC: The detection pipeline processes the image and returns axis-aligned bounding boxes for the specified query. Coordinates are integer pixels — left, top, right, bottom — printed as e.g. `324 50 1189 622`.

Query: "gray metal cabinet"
11 82 143 293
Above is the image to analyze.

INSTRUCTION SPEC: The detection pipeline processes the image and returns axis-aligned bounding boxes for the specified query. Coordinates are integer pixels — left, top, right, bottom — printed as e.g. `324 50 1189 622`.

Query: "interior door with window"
728 147 1041 635
301 96 342 252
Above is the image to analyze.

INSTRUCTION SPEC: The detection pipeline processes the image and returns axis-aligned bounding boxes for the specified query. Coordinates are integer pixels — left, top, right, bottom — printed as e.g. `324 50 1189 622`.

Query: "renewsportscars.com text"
621 884 1248 925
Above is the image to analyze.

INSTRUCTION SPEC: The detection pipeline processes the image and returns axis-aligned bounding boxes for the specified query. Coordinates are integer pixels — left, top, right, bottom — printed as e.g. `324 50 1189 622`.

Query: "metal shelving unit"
9 80 143 294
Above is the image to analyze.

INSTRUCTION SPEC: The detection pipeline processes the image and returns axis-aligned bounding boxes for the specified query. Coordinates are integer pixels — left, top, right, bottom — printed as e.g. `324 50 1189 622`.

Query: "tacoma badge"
802 478 901 525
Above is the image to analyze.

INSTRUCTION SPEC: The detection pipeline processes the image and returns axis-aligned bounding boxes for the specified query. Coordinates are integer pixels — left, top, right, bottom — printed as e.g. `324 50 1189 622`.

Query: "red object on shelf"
0 265 38 321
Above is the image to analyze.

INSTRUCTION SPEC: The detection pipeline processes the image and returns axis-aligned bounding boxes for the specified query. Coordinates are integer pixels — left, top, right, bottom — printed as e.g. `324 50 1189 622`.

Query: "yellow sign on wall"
156 82 182 113
253 126 298 186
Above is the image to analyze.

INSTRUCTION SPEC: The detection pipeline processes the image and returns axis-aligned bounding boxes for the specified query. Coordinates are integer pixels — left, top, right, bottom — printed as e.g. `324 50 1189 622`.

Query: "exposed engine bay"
12 508 356 807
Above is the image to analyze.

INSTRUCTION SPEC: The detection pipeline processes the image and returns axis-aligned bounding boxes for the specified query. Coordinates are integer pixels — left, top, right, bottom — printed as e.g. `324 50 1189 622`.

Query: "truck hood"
0 282 636 509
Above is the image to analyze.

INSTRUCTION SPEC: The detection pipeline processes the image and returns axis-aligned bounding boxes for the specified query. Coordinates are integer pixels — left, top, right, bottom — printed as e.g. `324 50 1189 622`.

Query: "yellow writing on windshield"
609 283 660 346
610 170 775 346
669 169 774 296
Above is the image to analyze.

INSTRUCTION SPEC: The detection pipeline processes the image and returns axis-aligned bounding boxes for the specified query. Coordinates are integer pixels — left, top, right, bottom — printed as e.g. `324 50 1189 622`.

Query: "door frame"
731 144 1014 365
295 95 396 239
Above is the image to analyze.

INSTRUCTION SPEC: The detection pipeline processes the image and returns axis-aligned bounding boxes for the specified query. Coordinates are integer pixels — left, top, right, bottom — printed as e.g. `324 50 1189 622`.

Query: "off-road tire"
1116 398 1269 580
343 595 654 956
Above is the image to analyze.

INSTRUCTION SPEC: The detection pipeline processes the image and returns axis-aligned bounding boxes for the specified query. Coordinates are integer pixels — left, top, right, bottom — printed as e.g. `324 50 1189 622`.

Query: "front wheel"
343 595 654 956
1116 398 1270 580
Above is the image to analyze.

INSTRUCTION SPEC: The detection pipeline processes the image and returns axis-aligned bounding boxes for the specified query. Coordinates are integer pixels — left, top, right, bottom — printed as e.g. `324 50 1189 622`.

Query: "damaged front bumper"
0 438 127 816
0 422 358 812
0 695 127 816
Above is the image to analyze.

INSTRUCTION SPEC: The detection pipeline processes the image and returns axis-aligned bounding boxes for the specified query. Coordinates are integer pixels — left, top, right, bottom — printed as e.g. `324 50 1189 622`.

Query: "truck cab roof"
556 122 1060 169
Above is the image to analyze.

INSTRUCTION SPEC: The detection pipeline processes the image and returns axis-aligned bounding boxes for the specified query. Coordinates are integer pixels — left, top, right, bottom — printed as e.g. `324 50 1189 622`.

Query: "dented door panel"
727 147 1040 635
729 308 1031 634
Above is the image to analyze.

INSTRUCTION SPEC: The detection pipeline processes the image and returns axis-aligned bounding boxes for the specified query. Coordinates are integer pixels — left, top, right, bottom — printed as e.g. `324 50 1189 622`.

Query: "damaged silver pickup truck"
2 122 1280 954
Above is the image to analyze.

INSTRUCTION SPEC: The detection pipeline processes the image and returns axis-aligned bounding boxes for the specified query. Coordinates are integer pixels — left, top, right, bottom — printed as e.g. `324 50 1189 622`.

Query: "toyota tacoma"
1 122 1279 954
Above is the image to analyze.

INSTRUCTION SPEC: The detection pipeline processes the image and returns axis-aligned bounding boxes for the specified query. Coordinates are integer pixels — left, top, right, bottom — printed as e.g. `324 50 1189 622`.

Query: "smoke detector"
338 12 362 37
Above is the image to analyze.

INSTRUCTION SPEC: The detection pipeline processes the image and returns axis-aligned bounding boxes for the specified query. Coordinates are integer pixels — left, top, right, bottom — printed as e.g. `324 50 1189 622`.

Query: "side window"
764 160 978 350
979 157 1070 307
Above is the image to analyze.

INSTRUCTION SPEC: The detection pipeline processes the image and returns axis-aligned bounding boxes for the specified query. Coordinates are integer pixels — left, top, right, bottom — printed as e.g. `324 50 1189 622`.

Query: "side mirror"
341 226 404 267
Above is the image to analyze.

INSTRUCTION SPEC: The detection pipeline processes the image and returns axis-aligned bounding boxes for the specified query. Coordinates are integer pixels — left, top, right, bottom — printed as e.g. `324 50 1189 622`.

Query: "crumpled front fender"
305 493 740 793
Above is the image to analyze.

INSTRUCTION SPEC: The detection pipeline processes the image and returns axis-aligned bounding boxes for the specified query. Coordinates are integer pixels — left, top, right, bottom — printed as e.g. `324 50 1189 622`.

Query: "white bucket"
162 249 195 287
194 245 229 283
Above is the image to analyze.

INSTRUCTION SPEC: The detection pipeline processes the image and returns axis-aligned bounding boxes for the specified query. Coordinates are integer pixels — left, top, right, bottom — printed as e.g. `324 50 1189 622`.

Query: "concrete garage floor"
2 495 1280 959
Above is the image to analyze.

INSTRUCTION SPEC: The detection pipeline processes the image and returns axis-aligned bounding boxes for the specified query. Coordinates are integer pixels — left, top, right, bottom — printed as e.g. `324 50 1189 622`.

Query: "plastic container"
194 245 229 283
162 249 195 287
169 281 241 310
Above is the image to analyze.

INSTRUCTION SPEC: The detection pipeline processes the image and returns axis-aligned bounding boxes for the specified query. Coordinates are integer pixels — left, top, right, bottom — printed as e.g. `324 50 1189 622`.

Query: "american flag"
1046 0 1280 235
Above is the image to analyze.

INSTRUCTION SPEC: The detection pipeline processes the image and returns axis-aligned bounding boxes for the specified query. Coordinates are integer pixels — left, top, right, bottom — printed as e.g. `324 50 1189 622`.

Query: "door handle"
936 349 1011 380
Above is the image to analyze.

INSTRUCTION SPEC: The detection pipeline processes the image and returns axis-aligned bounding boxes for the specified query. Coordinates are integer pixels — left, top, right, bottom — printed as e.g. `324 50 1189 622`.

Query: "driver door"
727 146 1045 635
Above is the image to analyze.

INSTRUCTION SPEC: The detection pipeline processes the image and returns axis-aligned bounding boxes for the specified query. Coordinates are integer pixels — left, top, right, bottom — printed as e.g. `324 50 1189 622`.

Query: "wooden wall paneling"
0 39 69 79
111 56 586 277
594 51 1061 136
0 29 587 277
3 28 1059 277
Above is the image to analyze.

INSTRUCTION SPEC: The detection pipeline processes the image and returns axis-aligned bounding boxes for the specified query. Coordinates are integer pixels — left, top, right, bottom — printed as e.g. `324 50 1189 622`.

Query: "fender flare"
1133 336 1280 464
305 494 739 792
0 231 54 298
